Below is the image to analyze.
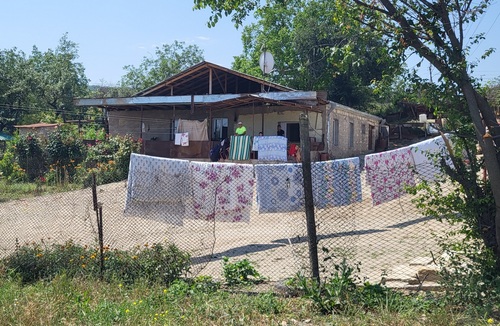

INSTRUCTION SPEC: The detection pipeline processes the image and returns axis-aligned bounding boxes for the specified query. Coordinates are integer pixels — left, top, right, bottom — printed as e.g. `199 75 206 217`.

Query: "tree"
231 0 403 109
28 34 89 122
0 35 89 127
484 78 500 116
0 48 28 132
120 41 204 94
193 0 500 268
351 0 500 269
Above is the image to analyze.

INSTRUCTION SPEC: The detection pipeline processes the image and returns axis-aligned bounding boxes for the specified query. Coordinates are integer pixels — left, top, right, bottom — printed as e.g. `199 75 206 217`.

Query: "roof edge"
329 101 382 122
135 61 295 96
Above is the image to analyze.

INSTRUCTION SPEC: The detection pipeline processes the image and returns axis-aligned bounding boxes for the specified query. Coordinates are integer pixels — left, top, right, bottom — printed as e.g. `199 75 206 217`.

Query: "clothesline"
124 135 454 225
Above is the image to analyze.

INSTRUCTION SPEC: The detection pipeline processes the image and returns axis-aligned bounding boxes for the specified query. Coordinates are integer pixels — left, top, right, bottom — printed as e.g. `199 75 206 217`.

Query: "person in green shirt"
235 121 247 135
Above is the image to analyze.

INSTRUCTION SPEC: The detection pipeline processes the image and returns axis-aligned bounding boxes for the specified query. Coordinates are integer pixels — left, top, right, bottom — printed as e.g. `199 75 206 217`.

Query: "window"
361 124 366 135
212 118 228 141
349 122 354 148
333 119 339 146
170 119 178 141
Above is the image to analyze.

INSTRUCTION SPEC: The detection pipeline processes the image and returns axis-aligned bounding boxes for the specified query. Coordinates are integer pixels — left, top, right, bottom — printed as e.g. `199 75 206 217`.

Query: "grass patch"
0 275 494 326
0 243 496 325
0 179 82 202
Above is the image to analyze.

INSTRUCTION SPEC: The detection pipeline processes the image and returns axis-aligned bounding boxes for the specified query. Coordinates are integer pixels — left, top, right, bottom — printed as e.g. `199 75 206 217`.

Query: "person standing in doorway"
252 131 263 159
235 121 246 136
277 124 285 136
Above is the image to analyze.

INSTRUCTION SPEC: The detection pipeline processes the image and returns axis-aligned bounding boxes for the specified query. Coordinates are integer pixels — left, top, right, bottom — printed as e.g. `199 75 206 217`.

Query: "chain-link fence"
0 140 455 288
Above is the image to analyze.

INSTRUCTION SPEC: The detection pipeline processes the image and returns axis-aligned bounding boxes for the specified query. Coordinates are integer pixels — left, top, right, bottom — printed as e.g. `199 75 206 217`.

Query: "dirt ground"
0 169 451 287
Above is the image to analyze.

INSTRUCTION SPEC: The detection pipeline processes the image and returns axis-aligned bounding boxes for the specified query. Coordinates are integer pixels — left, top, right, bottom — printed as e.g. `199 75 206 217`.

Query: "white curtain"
177 119 209 141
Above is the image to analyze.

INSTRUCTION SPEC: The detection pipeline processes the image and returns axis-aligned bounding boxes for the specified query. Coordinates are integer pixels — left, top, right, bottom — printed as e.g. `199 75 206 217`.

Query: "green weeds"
0 254 497 325
3 240 190 285
222 256 265 285
0 241 498 324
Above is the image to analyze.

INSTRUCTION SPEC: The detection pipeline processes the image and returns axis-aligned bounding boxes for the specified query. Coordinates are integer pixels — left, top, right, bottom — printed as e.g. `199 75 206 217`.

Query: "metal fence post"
92 173 105 280
299 113 319 281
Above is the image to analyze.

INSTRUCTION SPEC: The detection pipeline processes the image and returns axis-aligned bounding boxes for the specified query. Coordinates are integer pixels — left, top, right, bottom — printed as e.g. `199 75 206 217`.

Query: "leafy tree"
484 78 500 116
193 0 500 268
0 34 89 128
120 41 204 94
27 34 89 122
231 0 403 109
0 49 29 132
350 0 500 269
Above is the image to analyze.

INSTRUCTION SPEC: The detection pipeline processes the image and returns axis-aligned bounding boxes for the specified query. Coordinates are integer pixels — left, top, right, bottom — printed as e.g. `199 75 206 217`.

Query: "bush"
0 144 27 182
222 256 264 286
437 236 500 311
106 242 191 285
46 128 85 184
14 133 46 181
407 131 500 312
290 257 359 313
3 240 90 283
286 252 442 315
3 240 191 285
82 135 141 185
1 131 141 189
82 125 106 141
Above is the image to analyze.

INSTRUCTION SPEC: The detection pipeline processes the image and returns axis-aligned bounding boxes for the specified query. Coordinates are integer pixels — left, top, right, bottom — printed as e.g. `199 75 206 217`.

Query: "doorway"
285 123 300 142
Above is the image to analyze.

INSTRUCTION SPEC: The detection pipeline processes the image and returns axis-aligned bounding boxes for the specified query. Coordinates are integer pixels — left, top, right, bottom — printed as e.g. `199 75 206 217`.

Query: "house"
74 61 382 160
14 123 59 139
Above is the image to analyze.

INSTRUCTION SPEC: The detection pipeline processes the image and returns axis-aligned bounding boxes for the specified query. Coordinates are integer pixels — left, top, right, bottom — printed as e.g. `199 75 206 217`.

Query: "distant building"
15 123 59 139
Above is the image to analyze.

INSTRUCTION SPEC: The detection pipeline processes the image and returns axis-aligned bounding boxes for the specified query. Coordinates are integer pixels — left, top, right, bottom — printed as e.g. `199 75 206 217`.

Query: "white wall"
239 110 323 141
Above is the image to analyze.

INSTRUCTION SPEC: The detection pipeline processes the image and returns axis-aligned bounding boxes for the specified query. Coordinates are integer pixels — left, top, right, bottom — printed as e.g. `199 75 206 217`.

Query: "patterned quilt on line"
189 161 254 222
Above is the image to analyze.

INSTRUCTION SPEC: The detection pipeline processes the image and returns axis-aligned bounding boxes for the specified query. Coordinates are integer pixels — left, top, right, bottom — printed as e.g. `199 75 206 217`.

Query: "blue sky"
2 1 249 85
2 1 500 86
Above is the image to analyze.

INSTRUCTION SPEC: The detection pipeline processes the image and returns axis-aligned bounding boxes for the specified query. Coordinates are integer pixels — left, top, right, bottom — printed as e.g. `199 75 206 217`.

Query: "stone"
417 267 441 282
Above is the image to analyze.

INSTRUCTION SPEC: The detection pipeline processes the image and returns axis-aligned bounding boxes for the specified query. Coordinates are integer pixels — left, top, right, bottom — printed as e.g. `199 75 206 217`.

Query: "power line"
0 104 105 119
469 3 500 56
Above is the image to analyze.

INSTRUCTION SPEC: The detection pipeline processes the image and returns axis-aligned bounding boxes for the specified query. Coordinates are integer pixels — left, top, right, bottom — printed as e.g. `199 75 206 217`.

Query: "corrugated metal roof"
0 132 13 141
135 61 294 97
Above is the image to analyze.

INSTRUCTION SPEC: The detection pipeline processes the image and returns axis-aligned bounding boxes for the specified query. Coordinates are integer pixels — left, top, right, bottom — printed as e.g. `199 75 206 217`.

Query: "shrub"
286 251 441 315
290 257 359 313
92 242 191 285
0 144 27 182
45 128 85 184
407 132 500 312
82 125 106 141
82 135 141 185
123 242 191 285
3 240 90 283
14 133 46 181
437 236 500 311
2 240 191 285
222 256 264 286
1 132 141 189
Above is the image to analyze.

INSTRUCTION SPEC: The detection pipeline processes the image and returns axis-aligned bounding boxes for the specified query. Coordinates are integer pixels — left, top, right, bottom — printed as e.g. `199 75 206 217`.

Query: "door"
368 125 374 150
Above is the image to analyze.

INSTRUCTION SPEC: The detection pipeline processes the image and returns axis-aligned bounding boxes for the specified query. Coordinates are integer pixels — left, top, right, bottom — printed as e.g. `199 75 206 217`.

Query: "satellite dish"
259 51 275 74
